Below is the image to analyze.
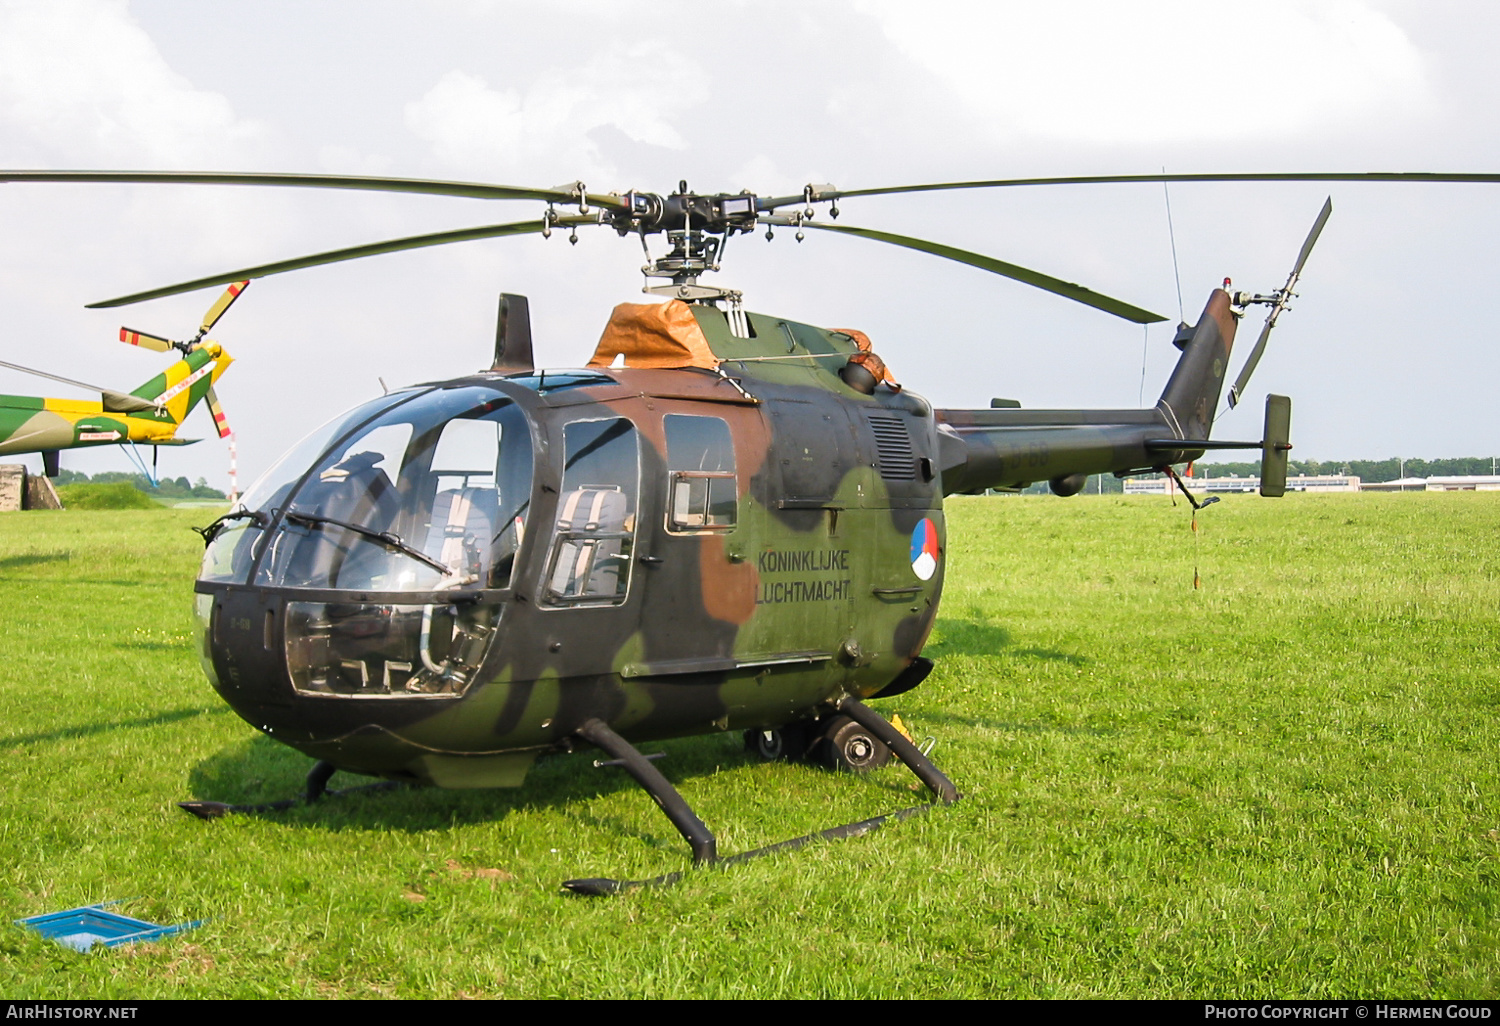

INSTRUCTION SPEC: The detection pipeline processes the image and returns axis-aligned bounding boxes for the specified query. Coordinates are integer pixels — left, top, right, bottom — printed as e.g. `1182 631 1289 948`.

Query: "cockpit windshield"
200 384 534 592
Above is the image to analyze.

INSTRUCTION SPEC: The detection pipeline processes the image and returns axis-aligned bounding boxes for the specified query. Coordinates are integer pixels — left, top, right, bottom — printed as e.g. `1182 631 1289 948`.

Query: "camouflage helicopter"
5 168 1455 895
0 279 240 476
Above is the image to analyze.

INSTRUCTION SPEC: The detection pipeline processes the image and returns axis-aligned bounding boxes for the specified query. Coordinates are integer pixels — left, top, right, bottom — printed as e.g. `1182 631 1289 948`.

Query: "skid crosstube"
561 700 961 896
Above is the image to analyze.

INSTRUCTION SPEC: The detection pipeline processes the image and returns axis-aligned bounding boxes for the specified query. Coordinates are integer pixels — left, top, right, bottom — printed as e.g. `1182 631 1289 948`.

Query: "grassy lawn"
0 494 1495 998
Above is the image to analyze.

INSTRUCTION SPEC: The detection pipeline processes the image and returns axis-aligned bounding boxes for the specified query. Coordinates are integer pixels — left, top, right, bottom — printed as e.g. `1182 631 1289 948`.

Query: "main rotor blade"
87 216 598 308
769 218 1166 324
1228 197 1333 408
766 172 1500 207
0 170 628 211
0 357 157 411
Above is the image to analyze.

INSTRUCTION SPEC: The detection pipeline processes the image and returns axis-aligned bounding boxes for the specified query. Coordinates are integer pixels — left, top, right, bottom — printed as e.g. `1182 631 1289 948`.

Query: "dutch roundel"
910 518 939 581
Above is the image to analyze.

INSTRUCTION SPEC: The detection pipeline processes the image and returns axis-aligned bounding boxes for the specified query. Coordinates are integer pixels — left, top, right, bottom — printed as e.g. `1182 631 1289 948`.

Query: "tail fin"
127 342 233 425
1157 289 1239 441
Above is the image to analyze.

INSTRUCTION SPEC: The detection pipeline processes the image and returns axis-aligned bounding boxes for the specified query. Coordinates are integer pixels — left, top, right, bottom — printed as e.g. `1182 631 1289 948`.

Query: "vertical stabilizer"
128 343 232 425
1157 289 1238 441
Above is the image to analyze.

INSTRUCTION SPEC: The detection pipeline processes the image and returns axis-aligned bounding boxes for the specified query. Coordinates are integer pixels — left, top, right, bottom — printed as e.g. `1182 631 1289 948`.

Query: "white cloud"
0 0 265 164
404 43 701 182
856 0 1432 144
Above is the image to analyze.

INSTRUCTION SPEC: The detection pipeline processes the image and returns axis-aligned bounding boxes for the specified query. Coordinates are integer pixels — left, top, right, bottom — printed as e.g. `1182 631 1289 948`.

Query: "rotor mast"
621 180 761 302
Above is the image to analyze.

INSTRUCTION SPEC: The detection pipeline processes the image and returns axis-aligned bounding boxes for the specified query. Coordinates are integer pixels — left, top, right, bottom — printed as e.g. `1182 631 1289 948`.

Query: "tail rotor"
117 280 246 438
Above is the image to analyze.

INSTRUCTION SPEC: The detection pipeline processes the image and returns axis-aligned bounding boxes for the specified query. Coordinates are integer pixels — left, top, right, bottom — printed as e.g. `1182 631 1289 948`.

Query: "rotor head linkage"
616 184 763 289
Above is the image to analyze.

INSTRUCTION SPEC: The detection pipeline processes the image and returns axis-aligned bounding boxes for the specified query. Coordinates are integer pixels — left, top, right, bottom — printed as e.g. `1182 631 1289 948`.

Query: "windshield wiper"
284 510 453 576
193 508 270 546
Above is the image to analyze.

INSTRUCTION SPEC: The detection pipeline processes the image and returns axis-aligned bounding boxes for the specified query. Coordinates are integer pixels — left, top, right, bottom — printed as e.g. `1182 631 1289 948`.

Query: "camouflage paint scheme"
0 342 232 457
193 291 1238 788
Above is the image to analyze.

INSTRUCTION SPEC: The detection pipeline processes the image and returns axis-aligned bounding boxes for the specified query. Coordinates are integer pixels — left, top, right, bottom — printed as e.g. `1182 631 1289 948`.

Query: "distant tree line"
53 469 226 500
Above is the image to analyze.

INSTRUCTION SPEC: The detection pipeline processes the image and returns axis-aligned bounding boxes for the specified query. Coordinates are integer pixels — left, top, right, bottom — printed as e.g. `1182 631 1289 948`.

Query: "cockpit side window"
544 417 639 605
663 414 736 533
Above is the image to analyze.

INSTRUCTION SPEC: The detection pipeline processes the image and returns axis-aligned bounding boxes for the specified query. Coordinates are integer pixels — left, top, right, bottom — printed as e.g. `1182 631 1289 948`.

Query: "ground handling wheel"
744 720 814 762
745 727 786 761
815 715 892 773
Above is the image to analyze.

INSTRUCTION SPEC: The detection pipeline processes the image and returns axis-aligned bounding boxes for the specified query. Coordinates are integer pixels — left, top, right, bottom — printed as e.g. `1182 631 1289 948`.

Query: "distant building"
1363 475 1500 492
1425 475 1500 491
1361 477 1431 492
1123 474 1360 495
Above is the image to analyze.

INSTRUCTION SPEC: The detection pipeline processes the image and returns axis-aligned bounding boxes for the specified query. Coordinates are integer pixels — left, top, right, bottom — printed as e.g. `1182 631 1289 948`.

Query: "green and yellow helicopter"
0 281 240 477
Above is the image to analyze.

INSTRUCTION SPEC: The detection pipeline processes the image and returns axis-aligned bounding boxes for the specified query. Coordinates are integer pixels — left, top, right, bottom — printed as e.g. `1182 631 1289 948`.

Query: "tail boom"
935 289 1244 495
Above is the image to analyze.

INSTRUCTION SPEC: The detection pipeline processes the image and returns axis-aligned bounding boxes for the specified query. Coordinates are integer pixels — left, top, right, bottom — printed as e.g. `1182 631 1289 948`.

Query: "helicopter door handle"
637 555 664 565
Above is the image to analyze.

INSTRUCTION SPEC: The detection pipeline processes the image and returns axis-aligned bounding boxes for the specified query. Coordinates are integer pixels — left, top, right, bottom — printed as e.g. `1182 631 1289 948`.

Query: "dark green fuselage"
195 293 1236 787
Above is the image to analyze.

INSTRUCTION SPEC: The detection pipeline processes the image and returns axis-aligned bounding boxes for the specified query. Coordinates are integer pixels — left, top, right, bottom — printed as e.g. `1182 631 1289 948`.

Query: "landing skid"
177 759 404 819
562 700 960 896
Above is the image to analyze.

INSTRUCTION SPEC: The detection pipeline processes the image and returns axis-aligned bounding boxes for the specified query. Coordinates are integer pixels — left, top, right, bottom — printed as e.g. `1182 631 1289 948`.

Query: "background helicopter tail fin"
1156 288 1239 441
126 343 233 426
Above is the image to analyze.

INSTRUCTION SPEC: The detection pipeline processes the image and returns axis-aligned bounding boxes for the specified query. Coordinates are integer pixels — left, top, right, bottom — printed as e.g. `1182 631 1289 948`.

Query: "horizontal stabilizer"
102 390 162 413
1144 438 1264 452
142 437 201 446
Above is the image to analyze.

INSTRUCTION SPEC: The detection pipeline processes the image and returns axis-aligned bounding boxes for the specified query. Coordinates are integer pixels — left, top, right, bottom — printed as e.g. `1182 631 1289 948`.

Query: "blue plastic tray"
16 903 203 952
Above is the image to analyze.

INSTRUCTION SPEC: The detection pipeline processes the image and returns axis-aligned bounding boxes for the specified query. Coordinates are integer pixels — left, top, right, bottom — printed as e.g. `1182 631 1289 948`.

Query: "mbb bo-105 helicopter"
8 168 1466 894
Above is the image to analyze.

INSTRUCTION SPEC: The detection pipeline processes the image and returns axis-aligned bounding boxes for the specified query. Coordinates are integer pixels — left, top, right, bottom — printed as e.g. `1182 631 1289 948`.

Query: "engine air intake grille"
867 414 916 481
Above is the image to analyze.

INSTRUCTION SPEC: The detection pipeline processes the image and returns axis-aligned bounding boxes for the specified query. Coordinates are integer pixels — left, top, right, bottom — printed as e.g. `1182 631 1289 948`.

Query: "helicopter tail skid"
561 701 960 897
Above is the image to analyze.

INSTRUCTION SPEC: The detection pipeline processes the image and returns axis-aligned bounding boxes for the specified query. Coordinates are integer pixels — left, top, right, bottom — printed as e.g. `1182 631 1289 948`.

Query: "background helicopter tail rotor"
119 280 251 354
1227 197 1333 409
115 280 248 438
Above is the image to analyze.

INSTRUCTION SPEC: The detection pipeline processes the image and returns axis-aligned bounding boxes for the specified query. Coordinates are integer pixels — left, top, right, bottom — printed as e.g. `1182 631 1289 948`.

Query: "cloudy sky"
0 0 1496 488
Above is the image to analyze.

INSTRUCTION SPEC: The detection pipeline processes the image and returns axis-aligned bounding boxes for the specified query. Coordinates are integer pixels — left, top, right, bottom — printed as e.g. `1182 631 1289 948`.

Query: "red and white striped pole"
227 432 239 505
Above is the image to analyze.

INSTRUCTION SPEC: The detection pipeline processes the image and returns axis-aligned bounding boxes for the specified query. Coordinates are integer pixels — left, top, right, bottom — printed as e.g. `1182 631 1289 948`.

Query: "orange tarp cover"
833 327 900 388
587 300 719 370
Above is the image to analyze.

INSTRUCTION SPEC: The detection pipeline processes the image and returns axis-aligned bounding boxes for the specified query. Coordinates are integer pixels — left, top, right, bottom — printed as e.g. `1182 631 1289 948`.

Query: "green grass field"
0 494 1495 999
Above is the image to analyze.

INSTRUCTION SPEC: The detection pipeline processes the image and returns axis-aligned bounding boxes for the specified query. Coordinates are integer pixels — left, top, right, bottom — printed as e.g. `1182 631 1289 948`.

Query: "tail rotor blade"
199 280 249 337
120 327 175 352
1291 198 1333 279
1228 318 1275 409
1227 197 1332 408
205 385 231 438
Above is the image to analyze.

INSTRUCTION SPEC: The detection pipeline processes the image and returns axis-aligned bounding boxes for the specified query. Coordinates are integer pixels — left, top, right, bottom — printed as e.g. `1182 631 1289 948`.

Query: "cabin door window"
664 414 736 532
544 417 640 604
